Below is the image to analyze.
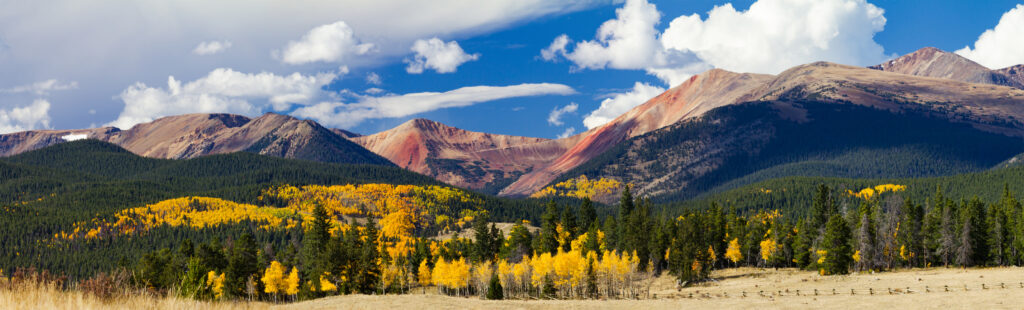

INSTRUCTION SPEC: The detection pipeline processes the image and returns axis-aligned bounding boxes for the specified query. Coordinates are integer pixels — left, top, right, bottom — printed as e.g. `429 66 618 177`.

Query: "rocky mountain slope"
555 61 1024 200
868 47 1023 88
0 113 392 166
499 69 774 196
351 118 577 192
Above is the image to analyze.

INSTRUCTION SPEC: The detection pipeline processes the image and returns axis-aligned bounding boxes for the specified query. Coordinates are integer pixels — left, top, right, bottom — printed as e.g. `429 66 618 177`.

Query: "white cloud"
404 38 480 74
547 0 889 86
661 0 889 74
192 40 232 55
0 99 51 134
547 102 578 126
108 68 336 129
556 127 576 139
364 87 385 95
366 72 382 85
279 21 376 65
540 34 570 61
956 4 1024 69
582 82 664 129
1 79 78 95
292 83 575 128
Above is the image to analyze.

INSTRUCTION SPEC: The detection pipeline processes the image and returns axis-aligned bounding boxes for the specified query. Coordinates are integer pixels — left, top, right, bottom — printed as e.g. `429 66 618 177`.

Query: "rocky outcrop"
869 47 1023 88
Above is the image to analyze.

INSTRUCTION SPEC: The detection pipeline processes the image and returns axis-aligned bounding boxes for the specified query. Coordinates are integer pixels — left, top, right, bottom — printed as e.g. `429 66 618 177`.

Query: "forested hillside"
556 100 1024 202
0 140 587 279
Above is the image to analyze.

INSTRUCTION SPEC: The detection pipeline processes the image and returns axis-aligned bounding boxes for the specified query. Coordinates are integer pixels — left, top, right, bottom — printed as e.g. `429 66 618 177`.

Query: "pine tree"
561 206 579 252
356 219 381 294
810 184 833 232
821 214 852 275
957 215 973 267
617 186 634 251
585 254 598 299
792 220 811 269
539 201 560 254
473 213 493 263
580 197 597 230
486 272 503 300
225 234 258 298
301 203 332 294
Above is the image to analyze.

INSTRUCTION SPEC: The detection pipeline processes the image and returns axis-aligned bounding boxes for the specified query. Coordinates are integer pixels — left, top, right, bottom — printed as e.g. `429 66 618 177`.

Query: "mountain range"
4 47 1024 201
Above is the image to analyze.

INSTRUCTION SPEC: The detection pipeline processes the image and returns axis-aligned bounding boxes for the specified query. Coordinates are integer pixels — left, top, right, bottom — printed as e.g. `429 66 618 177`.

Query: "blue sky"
2 0 1024 138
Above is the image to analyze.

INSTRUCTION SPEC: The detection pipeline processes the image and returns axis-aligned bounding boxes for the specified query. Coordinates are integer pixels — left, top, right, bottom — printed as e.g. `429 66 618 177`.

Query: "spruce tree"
821 214 852 275
486 273 504 300
580 197 597 229
356 219 381 294
856 203 876 271
225 234 258 298
301 203 332 294
539 201 560 254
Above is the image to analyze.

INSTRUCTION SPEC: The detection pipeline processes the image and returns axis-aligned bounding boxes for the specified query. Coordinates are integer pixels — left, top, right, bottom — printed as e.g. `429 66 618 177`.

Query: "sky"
2 0 1024 138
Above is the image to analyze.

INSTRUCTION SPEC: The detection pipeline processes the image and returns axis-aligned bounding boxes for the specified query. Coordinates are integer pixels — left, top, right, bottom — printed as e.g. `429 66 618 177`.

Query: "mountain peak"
868 47 1022 88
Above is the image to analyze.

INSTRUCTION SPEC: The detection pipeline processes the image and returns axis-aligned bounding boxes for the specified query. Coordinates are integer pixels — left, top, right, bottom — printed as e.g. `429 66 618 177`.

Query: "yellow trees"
381 264 405 292
551 250 587 297
528 252 554 288
417 260 432 287
284 267 300 296
570 230 605 252
472 262 493 295
530 175 625 202
725 238 743 264
380 209 415 239
848 184 907 200
760 238 779 264
319 272 337 292
206 271 225 299
261 261 286 295
432 258 471 295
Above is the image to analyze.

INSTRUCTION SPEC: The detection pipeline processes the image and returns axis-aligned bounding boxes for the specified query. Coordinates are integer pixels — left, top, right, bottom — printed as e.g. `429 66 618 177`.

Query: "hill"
550 61 1024 201
0 113 393 166
0 140 579 279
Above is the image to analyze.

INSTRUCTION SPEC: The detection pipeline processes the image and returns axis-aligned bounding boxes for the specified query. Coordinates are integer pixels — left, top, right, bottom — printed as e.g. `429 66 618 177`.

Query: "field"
4 267 1023 309
282 267 1024 310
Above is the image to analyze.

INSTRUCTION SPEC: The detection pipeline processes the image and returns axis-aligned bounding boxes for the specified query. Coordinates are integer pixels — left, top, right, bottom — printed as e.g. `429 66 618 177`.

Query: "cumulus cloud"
292 83 575 128
556 127 576 139
0 99 51 134
192 40 233 55
404 38 480 74
546 0 889 85
661 0 889 74
547 102 578 126
540 34 570 61
108 68 337 129
366 72 382 85
1 79 78 95
279 21 376 65
956 4 1024 69
582 82 664 129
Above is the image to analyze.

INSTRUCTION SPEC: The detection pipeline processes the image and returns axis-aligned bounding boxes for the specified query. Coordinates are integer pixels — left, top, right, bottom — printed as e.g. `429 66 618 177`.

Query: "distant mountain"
500 69 774 196
0 113 393 166
869 47 1023 88
352 118 574 193
556 61 1024 200
996 65 1024 89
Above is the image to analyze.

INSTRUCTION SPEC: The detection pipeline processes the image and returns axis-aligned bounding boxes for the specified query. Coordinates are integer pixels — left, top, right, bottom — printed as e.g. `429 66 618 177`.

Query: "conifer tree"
486 273 503 300
356 219 381 294
580 197 597 229
821 214 852 275
856 203 876 271
539 201 560 254
302 203 332 294
225 234 259 298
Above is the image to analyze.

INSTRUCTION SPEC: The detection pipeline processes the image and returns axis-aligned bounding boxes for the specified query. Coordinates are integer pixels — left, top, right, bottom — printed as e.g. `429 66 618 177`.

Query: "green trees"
301 203 332 295
225 234 259 298
821 214 852 275
538 201 561 255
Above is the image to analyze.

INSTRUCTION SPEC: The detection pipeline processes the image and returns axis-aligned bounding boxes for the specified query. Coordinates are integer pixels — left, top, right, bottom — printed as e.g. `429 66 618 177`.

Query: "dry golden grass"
0 282 269 310
6 267 1024 309
283 267 1024 310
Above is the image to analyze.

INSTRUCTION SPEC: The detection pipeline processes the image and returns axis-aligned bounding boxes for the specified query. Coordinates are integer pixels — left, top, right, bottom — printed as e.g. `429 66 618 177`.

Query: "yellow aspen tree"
284 267 300 296
725 238 743 264
206 271 225 299
261 261 286 294
418 260 432 287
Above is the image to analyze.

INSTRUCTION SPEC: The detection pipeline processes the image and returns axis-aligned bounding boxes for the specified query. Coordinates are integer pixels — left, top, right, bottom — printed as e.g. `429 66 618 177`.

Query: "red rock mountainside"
351 118 576 190
499 69 774 196
869 47 1024 88
0 113 392 165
